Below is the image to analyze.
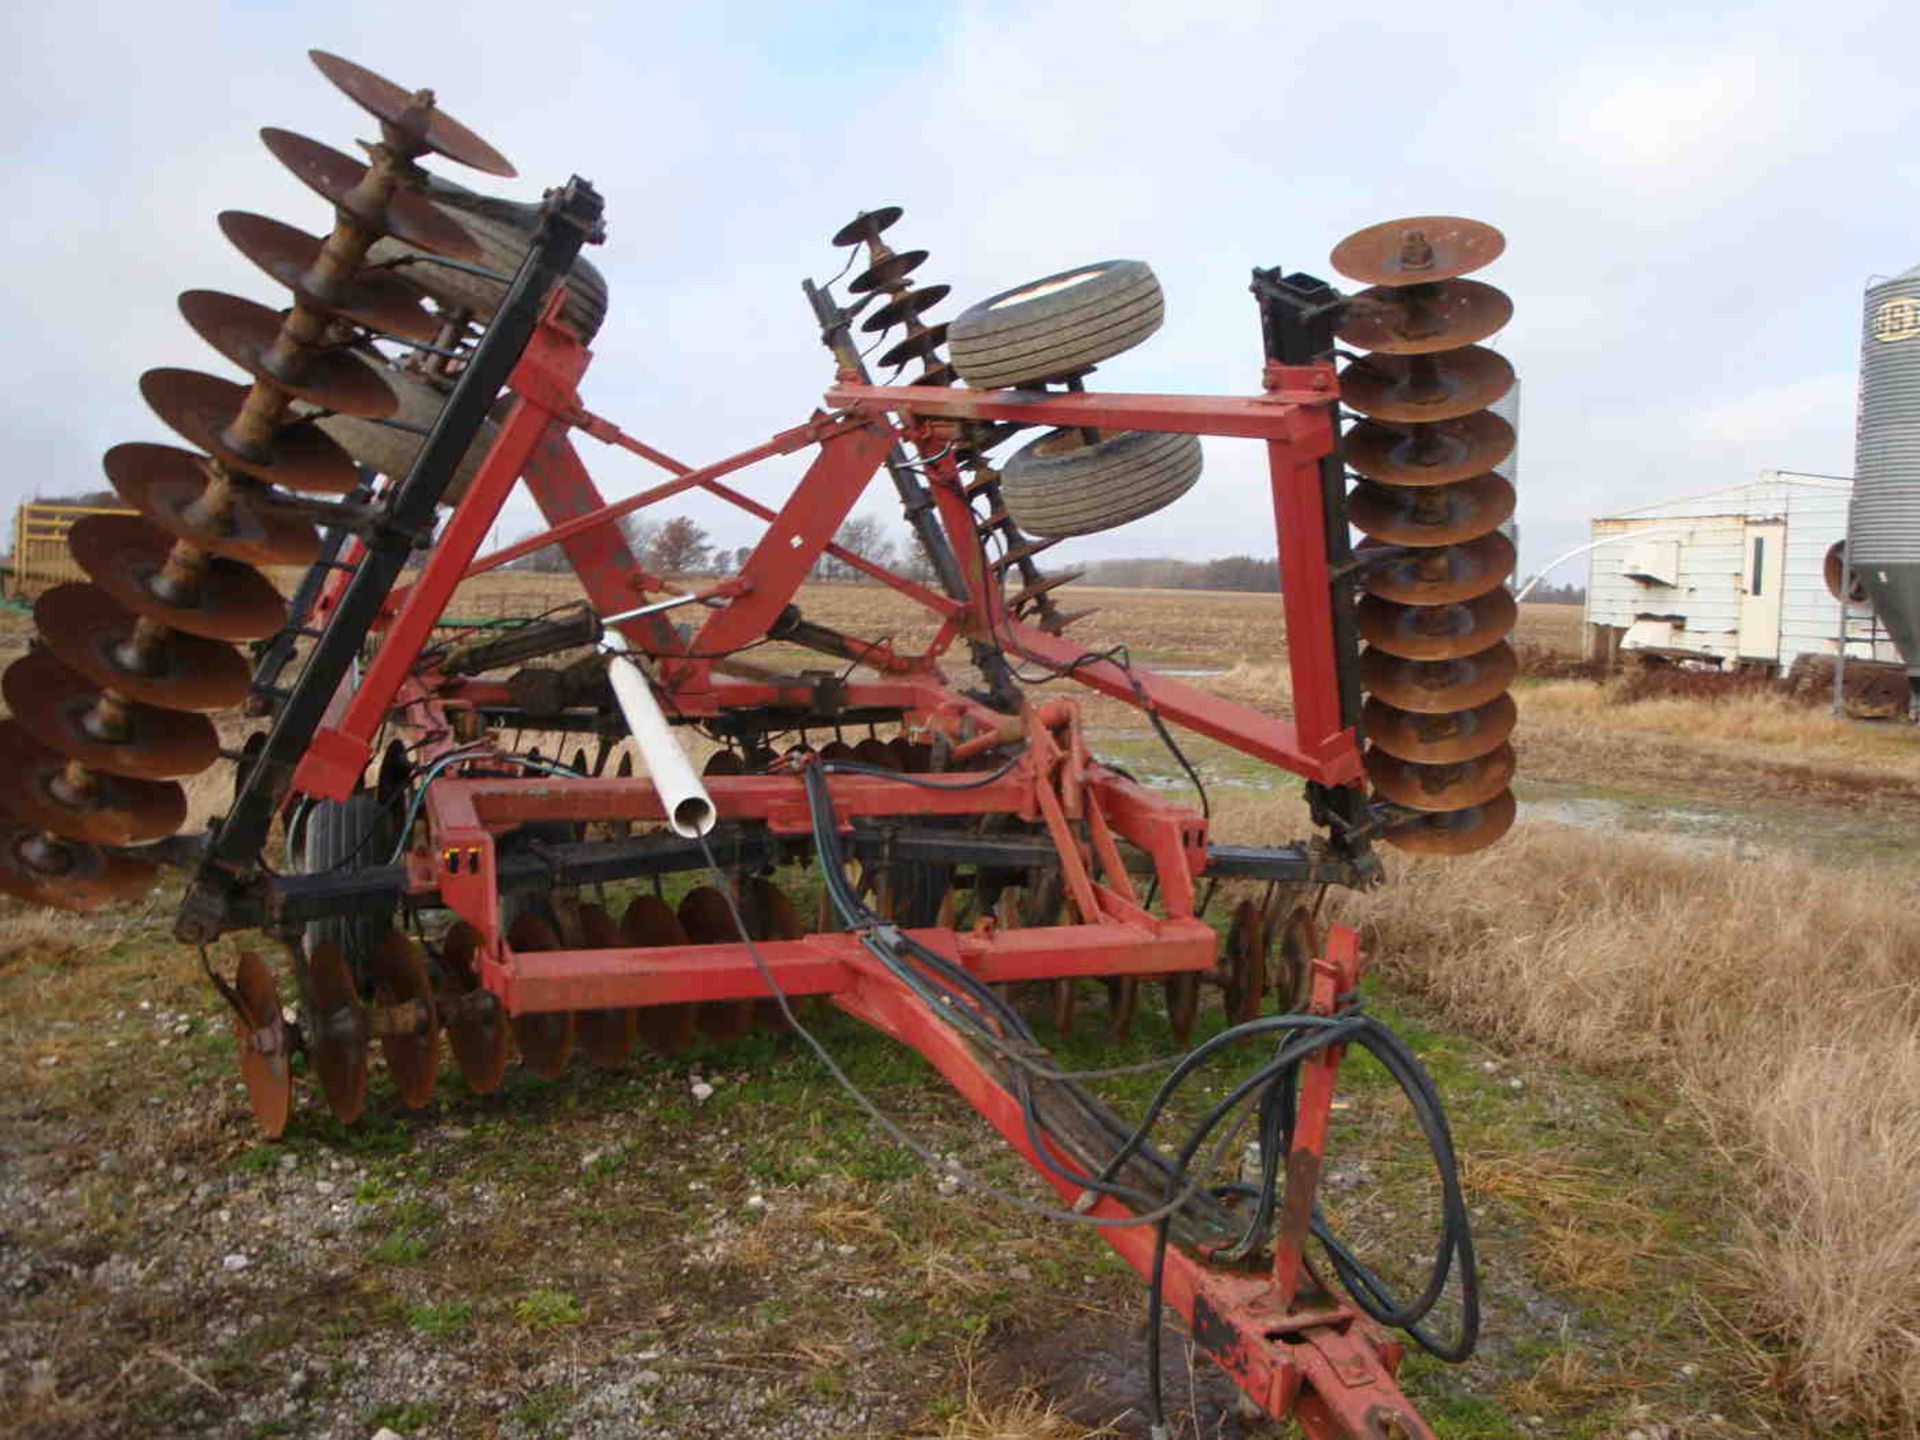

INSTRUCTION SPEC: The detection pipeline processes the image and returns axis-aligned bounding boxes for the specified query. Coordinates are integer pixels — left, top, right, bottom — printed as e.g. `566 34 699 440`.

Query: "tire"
301 793 400 984
949 260 1163 388
312 366 504 506
365 174 610 343
999 428 1203 538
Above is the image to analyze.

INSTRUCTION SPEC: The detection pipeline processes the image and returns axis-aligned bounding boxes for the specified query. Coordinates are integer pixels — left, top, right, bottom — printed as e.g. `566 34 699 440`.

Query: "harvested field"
5 593 1919 1439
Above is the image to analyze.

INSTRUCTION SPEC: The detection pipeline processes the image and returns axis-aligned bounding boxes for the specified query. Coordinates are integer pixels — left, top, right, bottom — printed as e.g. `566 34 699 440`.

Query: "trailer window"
1750 536 1765 596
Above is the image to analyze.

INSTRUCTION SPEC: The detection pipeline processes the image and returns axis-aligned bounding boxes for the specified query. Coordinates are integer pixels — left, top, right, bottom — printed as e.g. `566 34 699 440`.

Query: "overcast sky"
4 1 1916 586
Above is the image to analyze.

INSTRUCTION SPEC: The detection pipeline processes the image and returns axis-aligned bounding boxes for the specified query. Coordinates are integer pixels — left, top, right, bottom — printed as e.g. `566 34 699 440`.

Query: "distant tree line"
503 514 923 582
502 515 1285 594
1078 555 1279 592
1522 580 1586 605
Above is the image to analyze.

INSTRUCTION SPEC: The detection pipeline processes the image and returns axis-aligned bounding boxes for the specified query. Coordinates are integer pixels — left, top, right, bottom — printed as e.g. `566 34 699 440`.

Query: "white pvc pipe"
1513 526 1697 602
601 632 716 838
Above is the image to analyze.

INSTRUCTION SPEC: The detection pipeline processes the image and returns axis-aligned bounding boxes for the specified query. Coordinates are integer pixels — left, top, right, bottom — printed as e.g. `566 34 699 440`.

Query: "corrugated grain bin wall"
1852 264 1920 676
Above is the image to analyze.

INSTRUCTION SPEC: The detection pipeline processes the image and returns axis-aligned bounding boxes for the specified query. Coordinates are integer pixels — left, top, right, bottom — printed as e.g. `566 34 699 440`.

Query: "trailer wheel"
366 181 609 343
949 260 1163 388
300 792 400 984
999 427 1202 539
314 367 504 506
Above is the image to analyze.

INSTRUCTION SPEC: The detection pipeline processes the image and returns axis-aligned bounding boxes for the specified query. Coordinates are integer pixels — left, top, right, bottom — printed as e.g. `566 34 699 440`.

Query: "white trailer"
1583 472 1901 674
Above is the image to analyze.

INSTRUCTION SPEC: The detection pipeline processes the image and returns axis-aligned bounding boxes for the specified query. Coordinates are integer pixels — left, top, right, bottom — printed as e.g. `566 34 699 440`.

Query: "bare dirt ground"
3 595 1915 1440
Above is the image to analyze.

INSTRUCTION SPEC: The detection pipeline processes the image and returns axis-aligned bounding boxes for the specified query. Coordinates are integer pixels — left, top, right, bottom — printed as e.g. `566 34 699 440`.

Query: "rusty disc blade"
139 368 360 494
178 290 398 420
851 249 929 294
1344 412 1515 487
703 750 744 777
879 323 949 370
1273 906 1317 1015
1362 693 1516 765
744 875 803 940
1050 979 1078 1035
1105 976 1139 1041
832 206 903 246
1336 279 1512 355
1163 971 1200 1048
69 514 286 642
439 922 509 1094
853 737 899 769
371 930 440 1108
1222 899 1267 1024
818 740 857 763
308 51 517 177
37 583 251 712
4 652 219 779
915 362 958 388
219 211 438 343
0 719 185 845
260 128 481 260
231 951 293 1138
1331 216 1505 287
1360 641 1518 714
1357 588 1517 661
862 286 949 334
1340 346 1513 424
887 736 916 770
1382 788 1516 856
575 904 638 1068
0 821 157 911
1358 532 1516 605
306 940 369 1123
621 893 698 1057
104 443 319 567
1367 741 1515 813
506 911 575 1079
678 886 753 1043
1349 473 1514 548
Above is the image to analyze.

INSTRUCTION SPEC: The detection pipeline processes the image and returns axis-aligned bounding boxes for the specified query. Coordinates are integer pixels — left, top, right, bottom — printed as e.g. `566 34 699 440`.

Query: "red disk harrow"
0 51 1522 1438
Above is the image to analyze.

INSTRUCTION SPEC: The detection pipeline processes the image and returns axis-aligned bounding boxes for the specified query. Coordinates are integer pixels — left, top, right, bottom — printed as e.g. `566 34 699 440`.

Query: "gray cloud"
4 1 1916 590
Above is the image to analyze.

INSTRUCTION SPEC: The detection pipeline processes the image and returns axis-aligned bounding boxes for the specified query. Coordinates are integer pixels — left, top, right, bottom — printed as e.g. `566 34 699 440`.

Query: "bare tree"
622 514 660 566
898 527 940 585
820 514 896 581
501 530 571 573
650 515 713 576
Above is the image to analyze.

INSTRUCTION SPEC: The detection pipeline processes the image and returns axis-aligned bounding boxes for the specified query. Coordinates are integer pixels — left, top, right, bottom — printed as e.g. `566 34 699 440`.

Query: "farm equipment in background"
0 51 1520 1438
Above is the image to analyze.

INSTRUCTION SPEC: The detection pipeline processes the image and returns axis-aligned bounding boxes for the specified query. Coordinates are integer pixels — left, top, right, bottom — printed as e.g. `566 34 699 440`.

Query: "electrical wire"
787 753 1478 1430
964 519 1212 820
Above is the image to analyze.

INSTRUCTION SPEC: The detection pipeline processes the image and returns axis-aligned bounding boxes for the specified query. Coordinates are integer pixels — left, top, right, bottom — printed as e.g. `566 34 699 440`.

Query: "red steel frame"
278 291 1437 1434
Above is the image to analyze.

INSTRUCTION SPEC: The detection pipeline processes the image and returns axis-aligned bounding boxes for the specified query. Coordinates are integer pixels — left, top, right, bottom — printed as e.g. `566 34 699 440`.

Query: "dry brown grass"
1348 824 1920 1431
423 574 1586 674
906 1354 1111 1440
1521 680 1920 780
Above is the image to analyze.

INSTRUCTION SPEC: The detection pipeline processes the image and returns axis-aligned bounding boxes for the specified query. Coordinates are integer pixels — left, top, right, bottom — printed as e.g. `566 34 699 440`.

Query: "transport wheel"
364 176 609 342
315 367 504 507
300 792 400 985
948 259 1163 388
999 427 1203 539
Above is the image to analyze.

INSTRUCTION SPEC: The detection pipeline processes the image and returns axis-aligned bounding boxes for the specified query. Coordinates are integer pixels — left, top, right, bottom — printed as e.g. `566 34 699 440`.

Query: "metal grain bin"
1851 263 1920 689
